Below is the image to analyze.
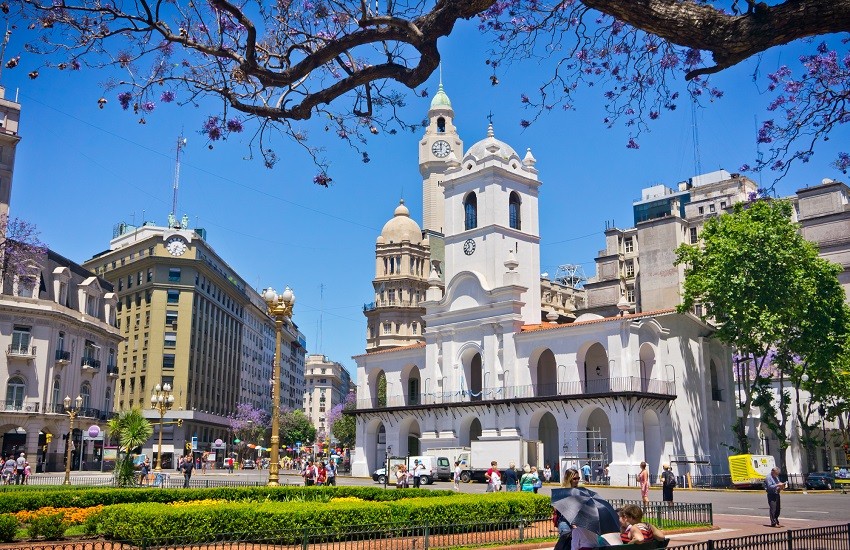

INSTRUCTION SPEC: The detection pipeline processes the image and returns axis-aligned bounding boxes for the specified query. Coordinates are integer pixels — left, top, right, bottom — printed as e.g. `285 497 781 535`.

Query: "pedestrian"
638 461 650 504
303 460 315 486
412 459 423 488
395 464 409 488
140 457 151 486
201 451 208 474
603 463 610 485
581 462 591 483
316 462 327 486
543 463 552 483
519 464 536 492
765 466 786 528
503 461 519 492
453 460 462 491
326 458 337 486
23 462 31 484
485 460 502 492
531 466 542 493
181 454 194 488
15 453 26 485
2 455 15 484
660 463 676 507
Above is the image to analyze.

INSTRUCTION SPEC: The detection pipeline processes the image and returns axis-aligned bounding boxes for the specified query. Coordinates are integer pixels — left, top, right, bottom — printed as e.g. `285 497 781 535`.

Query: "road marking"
728 507 755 510
796 510 829 514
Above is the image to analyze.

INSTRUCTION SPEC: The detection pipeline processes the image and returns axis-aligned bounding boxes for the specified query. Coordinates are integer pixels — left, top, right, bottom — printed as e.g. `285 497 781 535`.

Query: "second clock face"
166 236 187 256
432 140 451 158
463 239 476 255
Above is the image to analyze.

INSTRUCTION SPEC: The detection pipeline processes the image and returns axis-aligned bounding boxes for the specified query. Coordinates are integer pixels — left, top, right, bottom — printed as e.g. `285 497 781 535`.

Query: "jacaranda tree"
7 1 850 183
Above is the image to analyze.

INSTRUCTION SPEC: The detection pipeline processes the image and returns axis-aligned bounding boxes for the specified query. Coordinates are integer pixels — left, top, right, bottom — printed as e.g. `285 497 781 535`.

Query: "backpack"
664 471 676 487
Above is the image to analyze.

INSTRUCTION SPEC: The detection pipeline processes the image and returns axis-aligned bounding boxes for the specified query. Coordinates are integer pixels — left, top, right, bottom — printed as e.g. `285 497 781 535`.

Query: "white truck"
452 438 544 483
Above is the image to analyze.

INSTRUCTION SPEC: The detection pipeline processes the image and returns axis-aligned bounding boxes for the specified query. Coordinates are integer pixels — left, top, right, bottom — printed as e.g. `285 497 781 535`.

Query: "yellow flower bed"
330 496 364 502
168 499 227 507
14 505 104 526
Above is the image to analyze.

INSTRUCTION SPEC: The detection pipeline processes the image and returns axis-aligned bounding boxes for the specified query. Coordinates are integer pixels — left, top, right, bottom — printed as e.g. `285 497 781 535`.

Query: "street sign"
191 436 198 451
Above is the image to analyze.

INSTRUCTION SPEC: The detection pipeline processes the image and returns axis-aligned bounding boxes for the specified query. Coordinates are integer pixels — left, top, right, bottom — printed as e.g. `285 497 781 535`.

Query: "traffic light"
45 434 53 444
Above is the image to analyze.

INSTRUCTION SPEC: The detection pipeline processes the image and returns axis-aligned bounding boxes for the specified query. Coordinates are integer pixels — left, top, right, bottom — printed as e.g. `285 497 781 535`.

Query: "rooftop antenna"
691 99 702 177
170 134 188 227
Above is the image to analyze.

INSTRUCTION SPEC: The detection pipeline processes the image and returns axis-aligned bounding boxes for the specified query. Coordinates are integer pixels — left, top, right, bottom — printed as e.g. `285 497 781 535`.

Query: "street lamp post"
262 286 296 487
62 395 83 485
150 383 175 472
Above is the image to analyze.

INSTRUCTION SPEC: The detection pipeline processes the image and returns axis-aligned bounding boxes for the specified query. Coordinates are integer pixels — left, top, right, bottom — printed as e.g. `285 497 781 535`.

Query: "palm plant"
107 409 153 487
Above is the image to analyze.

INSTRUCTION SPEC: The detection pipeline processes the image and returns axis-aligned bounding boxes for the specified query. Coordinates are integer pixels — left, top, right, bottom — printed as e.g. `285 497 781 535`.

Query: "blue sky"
3 17 848 382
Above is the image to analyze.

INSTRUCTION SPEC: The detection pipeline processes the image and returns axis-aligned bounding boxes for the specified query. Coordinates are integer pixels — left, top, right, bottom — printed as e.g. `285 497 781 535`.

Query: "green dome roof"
430 83 452 109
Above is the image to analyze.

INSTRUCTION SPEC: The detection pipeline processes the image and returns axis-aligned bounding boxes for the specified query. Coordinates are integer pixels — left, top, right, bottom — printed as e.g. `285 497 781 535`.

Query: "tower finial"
439 62 443 87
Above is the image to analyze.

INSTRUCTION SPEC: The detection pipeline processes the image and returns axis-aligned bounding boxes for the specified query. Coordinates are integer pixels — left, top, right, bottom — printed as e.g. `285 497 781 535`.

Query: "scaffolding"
561 428 608 481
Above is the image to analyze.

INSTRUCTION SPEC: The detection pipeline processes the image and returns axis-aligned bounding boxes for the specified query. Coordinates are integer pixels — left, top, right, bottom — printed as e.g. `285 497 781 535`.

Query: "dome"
430 83 452 110
466 123 518 160
380 199 423 244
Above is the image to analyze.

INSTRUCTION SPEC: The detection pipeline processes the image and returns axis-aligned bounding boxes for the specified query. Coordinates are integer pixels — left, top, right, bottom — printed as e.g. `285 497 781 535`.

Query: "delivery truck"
454 438 544 483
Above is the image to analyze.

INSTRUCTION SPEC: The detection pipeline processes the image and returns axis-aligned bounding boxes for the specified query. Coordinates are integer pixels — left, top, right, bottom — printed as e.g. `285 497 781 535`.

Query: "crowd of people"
1 453 30 485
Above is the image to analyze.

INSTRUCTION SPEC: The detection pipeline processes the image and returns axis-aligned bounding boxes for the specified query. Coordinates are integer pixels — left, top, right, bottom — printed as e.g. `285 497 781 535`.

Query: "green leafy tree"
106 409 153 487
278 409 317 449
328 392 357 449
676 199 850 471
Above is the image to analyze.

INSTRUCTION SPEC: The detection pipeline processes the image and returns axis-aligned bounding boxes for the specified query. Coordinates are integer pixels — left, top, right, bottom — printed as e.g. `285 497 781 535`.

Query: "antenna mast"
170 135 188 226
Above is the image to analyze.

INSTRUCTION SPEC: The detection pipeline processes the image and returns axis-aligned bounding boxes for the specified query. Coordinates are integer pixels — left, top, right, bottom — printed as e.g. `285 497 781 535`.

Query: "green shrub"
0 514 17 542
94 492 551 543
27 513 66 541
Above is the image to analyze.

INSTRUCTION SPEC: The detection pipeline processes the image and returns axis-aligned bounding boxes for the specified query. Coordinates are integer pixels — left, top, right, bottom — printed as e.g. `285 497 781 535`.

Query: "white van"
373 455 446 485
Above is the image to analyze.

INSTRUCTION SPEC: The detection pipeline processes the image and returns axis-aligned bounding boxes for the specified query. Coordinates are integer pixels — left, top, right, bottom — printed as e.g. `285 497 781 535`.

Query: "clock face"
166 236 187 256
463 239 476 256
431 140 451 158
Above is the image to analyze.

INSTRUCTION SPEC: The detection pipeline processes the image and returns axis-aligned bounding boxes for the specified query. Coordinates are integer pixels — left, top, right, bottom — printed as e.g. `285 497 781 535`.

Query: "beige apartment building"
303 354 352 439
0 85 21 221
83 220 305 465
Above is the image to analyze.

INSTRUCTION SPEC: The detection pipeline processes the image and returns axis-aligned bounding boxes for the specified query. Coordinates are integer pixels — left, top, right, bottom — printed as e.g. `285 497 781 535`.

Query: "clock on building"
463 239 476 255
431 140 451 158
165 236 187 256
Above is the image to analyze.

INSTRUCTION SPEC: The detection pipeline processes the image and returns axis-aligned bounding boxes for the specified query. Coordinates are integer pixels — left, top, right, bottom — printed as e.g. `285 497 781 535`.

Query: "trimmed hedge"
0 485 455 514
90 492 551 543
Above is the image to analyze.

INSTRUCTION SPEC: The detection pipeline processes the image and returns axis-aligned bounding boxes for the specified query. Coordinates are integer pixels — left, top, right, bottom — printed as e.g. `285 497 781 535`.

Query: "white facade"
353 89 738 483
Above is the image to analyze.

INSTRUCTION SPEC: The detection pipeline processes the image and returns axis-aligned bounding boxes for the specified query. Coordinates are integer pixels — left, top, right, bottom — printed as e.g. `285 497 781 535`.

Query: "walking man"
181 454 194 488
660 463 676 507
581 462 591 483
326 458 337 486
15 453 26 485
765 467 786 527
412 459 423 488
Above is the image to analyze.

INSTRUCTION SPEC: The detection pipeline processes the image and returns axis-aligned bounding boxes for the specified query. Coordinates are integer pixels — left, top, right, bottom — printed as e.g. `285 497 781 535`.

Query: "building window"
437 116 445 133
11 326 31 354
166 311 178 326
509 191 521 230
388 290 395 305
412 322 418 335
127 275 132 289
698 206 704 215
118 279 123 291
87 294 100 317
167 289 180 303
163 354 176 369
383 322 391 334
168 268 181 282
137 272 143 285
147 269 153 282
5 376 25 410
624 237 634 253
625 260 634 278
52 376 61 409
464 193 478 230
80 383 92 410
709 203 716 213
720 201 727 209
627 288 635 303
690 227 698 244
164 332 177 348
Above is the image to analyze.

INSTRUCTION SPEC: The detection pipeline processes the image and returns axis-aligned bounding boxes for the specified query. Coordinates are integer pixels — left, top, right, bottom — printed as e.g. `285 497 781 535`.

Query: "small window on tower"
437 117 445 133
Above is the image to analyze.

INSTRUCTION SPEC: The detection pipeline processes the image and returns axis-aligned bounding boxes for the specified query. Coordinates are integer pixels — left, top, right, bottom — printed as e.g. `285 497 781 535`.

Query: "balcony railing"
7 344 37 357
363 300 422 311
357 376 676 410
55 350 71 362
3 402 40 413
81 357 101 370
107 365 120 378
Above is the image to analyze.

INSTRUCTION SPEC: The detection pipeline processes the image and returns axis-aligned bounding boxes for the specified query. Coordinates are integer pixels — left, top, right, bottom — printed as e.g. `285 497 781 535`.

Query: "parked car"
242 459 256 470
805 471 834 490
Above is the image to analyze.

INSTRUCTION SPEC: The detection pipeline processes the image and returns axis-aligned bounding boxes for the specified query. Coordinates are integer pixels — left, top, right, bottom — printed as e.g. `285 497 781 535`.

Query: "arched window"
509 192 522 230
52 376 61 410
437 117 445 133
80 383 92 410
464 193 478 230
6 377 25 410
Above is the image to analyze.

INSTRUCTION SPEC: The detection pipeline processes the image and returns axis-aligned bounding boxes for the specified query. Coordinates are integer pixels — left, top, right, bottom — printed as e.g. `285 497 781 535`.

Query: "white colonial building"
352 87 738 484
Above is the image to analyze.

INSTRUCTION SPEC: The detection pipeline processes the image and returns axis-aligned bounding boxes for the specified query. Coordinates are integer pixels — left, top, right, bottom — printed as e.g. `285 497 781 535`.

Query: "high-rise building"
82 220 306 464
303 354 352 437
0 85 21 220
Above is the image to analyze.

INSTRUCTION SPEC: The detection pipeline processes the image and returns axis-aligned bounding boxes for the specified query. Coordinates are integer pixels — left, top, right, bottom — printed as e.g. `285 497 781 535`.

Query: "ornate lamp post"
262 286 295 486
62 395 83 485
150 383 175 472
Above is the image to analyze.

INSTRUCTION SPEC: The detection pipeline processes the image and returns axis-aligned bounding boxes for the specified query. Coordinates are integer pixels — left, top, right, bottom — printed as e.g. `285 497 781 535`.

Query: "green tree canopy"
278 409 317 448
106 408 153 487
675 199 850 469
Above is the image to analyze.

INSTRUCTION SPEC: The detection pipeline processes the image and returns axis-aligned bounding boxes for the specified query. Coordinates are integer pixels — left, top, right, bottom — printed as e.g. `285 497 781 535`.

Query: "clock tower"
419 83 463 235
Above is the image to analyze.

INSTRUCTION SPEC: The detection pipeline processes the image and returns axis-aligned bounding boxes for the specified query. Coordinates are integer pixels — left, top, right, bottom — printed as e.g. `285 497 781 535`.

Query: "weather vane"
487 111 494 125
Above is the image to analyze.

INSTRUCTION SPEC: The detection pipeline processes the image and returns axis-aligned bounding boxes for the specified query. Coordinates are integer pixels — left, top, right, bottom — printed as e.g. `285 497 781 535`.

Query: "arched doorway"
536 349 557 396
585 409 612 480
400 418 422 456
642 410 663 476
538 412 559 476
639 343 657 392
459 418 482 447
405 366 421 406
583 343 610 393
374 371 387 407
469 353 483 402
